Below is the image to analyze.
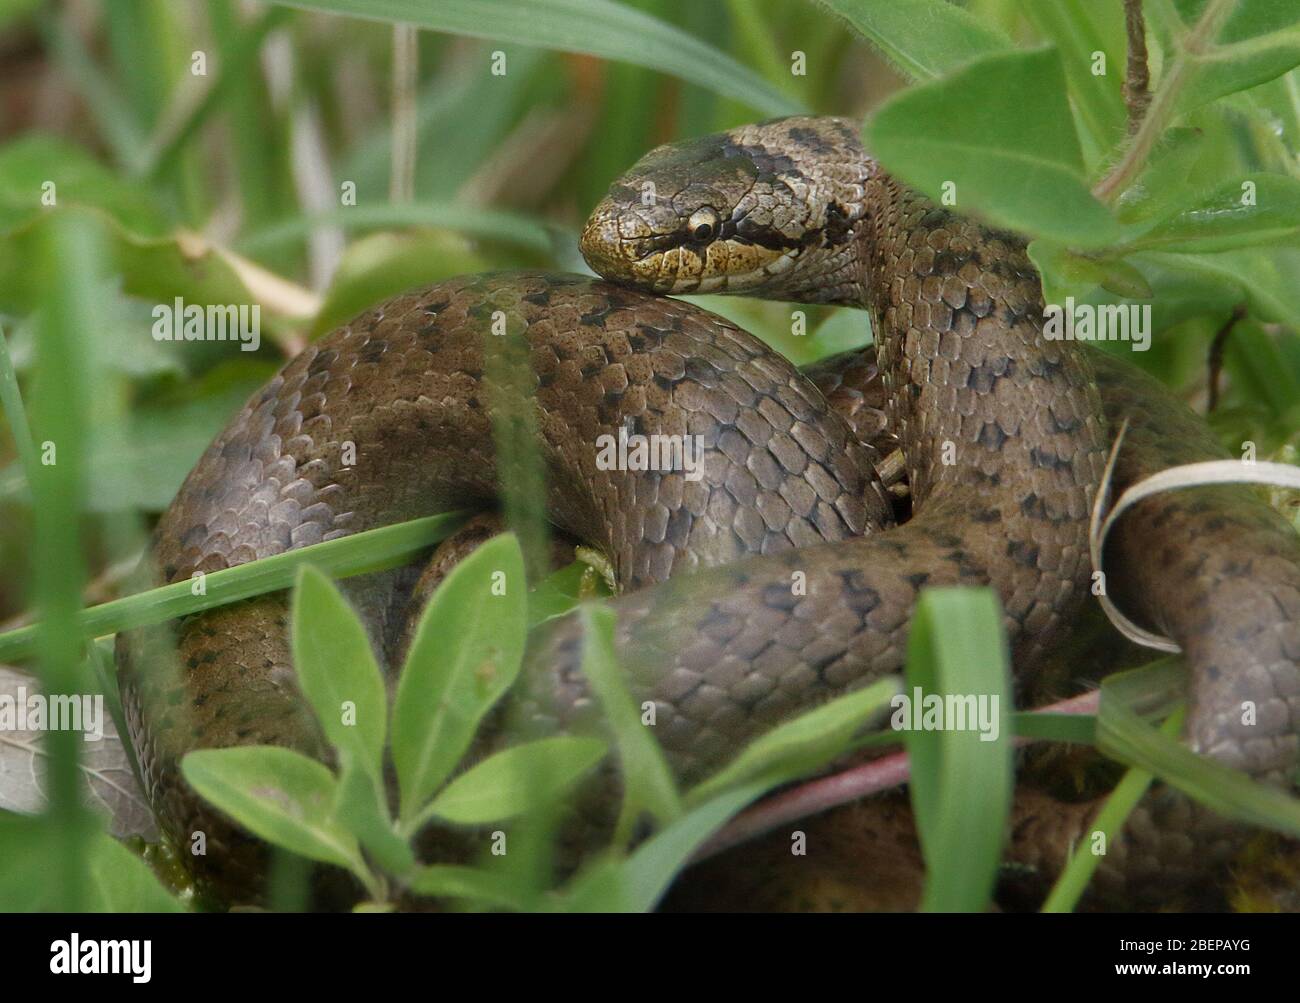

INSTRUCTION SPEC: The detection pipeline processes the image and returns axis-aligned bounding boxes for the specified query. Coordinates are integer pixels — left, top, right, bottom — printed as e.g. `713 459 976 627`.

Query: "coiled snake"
118 116 1300 907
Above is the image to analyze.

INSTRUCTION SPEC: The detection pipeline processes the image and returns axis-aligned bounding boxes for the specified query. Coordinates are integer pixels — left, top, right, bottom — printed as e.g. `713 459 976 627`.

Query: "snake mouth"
581 202 801 295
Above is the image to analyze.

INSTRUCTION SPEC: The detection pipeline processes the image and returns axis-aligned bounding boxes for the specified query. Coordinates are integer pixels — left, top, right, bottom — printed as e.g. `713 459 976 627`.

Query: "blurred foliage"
0 0 1296 912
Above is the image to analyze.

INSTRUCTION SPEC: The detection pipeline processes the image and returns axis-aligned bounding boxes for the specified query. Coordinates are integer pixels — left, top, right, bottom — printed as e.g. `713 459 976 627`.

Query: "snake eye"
688 207 721 243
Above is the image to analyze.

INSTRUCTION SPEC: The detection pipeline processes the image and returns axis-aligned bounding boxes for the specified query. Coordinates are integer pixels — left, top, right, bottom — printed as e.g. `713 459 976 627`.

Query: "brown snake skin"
117 116 1300 907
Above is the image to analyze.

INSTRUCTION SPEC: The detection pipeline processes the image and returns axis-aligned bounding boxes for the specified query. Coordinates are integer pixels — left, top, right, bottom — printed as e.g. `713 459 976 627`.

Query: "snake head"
581 115 871 303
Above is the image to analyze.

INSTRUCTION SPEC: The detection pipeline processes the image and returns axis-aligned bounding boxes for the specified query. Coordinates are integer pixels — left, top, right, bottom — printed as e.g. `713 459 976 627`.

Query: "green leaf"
85 830 188 912
408 864 536 911
1094 258 1155 299
1112 127 1213 225
0 206 302 333
100 845 187 912
269 0 802 117
290 565 387 775
809 307 873 359
335 764 415 876
724 0 805 103
82 362 276 511
1014 657 1183 748
181 746 365 874
0 305 276 513
1141 246 1300 328
1011 710 1096 745
687 675 900 806
561 783 765 912
0 812 184 912
308 229 489 338
811 0 1013 80
392 533 528 825
1223 318 1300 416
1237 69 1300 168
1174 0 1300 115
0 511 469 664
578 603 682 838
136 7 291 180
0 135 166 235
423 736 607 826
1028 240 1154 305
1020 0 1128 159
1122 174 1300 253
528 558 613 628
291 566 412 874
341 49 548 203
0 0 39 29
865 46 1121 247
1068 255 1247 335
903 587 1013 913
1092 658 1190 721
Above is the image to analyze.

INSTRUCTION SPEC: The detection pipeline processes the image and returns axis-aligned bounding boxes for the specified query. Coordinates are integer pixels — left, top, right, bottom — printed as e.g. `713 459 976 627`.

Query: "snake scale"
117 116 1300 908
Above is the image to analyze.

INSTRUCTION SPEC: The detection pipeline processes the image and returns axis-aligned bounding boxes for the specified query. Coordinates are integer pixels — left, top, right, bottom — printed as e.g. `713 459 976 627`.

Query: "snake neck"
582 112 1106 518
852 163 1106 513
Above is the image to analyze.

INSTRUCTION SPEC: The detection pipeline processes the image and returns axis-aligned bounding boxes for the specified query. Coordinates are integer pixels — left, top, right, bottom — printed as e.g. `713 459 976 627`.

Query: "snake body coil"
118 116 1300 905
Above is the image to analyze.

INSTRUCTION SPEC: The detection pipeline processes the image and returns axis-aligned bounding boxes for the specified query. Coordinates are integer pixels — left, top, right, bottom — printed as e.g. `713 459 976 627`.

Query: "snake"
117 115 1300 908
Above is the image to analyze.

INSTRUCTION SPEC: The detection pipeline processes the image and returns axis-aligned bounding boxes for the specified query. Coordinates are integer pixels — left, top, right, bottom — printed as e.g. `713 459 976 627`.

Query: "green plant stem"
389 23 419 202
485 328 552 580
37 8 148 172
0 325 37 494
1093 0 1237 204
1041 708 1185 912
724 0 800 101
138 7 290 179
354 862 386 902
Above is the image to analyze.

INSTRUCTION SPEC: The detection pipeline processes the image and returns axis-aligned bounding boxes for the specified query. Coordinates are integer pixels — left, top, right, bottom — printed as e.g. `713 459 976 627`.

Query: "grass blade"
0 322 36 490
904 587 1013 913
686 675 900 806
561 782 765 912
812 0 1013 80
1042 710 1183 913
239 204 556 257
0 511 470 664
28 213 104 910
1097 692 1300 837
578 603 682 841
268 0 803 116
